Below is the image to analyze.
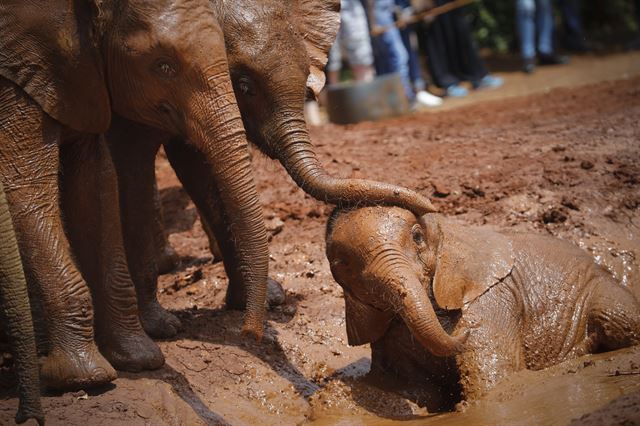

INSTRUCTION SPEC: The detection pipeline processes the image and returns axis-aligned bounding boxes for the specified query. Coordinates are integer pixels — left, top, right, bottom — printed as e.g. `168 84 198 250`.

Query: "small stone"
431 180 450 197
580 160 594 170
542 208 567 224
72 390 88 400
561 197 579 211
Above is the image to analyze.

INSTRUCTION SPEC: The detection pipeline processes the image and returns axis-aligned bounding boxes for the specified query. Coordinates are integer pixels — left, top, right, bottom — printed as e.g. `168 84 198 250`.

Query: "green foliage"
466 0 638 53
467 0 516 54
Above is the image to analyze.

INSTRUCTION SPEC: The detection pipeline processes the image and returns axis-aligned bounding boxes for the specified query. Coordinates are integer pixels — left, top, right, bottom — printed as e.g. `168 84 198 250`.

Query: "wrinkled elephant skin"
121 0 438 329
0 181 43 425
0 0 267 388
326 207 640 402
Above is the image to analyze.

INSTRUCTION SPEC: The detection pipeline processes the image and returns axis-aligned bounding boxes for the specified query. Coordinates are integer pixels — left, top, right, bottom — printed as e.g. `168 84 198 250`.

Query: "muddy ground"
1 55 640 425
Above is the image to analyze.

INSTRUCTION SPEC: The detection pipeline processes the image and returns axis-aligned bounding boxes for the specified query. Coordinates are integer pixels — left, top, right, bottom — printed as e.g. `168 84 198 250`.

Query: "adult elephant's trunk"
0 182 43 425
379 261 467 357
187 88 268 339
274 114 436 216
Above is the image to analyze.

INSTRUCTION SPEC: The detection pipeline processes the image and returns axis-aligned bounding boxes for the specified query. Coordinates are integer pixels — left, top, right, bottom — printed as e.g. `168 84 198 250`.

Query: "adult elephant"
0 0 267 388
110 0 437 339
0 181 43 425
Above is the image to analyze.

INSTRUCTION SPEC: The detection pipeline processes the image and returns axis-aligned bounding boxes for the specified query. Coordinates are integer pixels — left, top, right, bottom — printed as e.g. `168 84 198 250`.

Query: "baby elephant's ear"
344 291 394 346
0 0 111 133
422 215 514 310
296 0 340 98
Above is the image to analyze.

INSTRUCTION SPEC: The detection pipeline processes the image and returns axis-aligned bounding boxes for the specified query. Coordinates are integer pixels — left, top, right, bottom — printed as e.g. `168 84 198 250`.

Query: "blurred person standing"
628 0 640 50
417 0 503 97
308 0 376 126
327 0 376 85
368 0 442 108
558 0 587 52
395 0 443 106
516 0 569 73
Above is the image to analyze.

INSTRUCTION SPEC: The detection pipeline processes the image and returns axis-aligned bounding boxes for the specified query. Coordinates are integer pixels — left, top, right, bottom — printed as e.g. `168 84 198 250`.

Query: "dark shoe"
539 53 569 66
522 58 536 74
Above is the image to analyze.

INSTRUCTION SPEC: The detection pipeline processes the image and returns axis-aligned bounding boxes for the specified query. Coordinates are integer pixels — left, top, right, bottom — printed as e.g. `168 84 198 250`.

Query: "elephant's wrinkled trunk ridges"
390 267 467 357
190 94 268 339
275 115 436 216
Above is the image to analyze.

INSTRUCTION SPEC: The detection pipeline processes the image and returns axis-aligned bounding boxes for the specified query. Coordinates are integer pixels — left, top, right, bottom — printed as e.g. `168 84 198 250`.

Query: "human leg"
372 0 413 100
516 0 537 67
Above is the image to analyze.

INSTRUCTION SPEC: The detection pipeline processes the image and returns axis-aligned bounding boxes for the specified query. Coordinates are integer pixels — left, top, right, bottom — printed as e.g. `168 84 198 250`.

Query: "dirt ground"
1 53 640 425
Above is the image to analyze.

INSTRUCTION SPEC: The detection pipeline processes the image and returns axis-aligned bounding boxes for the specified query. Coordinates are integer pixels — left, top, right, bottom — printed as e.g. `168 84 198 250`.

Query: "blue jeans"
395 0 426 91
516 0 554 59
371 0 413 101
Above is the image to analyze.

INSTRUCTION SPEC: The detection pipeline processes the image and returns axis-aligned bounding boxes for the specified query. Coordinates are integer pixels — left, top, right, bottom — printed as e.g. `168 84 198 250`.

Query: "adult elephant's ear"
344 291 394 346
0 0 111 133
420 215 515 310
296 0 340 98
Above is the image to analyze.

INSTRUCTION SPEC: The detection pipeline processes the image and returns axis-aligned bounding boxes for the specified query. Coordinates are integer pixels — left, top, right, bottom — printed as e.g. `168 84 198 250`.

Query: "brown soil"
1 54 640 425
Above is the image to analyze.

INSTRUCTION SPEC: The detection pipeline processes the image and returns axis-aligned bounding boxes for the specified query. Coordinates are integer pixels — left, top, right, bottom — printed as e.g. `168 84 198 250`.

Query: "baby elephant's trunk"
395 269 468 357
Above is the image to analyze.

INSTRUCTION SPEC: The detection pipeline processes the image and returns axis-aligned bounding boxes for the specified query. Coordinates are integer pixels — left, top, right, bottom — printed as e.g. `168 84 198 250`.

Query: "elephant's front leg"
455 284 524 401
163 139 285 309
107 116 182 339
0 79 115 389
60 136 165 371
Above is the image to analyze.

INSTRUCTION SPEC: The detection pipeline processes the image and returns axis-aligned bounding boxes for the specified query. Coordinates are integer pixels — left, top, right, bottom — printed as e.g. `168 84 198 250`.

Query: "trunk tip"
241 322 264 342
417 197 438 215
425 329 471 357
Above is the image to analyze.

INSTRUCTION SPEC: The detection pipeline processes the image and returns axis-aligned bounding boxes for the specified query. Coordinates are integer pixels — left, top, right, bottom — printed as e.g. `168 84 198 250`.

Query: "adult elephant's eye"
237 76 255 96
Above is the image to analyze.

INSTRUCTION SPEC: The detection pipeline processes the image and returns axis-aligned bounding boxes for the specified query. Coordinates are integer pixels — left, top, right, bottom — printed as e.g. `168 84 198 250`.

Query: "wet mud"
1 61 640 425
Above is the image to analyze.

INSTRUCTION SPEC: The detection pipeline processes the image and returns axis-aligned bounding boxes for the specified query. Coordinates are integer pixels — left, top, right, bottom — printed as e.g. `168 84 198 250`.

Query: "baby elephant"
326 207 640 402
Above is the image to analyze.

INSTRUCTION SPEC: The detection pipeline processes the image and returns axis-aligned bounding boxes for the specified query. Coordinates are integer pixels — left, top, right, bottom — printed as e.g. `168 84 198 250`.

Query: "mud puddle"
310 347 640 425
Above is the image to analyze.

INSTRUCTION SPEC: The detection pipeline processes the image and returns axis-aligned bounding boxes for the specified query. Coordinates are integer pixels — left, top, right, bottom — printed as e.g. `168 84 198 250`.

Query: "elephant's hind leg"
152 180 180 275
107 116 182 339
588 281 640 351
0 79 115 389
60 137 165 372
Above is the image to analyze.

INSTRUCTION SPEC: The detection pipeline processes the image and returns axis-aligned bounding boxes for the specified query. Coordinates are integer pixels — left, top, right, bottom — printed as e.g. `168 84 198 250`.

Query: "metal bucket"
326 73 410 125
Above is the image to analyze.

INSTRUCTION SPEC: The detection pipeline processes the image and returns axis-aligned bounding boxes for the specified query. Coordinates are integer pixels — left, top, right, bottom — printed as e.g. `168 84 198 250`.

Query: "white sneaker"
415 90 443 107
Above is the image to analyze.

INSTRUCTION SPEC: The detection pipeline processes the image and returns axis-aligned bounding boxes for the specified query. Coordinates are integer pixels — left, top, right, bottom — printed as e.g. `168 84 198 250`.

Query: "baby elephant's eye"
237 76 256 96
411 224 424 245
155 59 178 78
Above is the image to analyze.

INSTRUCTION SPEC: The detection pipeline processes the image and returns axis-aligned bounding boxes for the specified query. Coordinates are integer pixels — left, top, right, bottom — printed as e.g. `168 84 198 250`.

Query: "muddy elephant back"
508 234 610 369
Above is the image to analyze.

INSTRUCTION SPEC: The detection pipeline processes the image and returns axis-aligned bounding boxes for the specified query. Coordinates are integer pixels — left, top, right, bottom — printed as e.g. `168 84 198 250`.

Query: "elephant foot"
139 301 182 339
96 327 165 372
41 343 117 390
157 243 180 275
266 278 286 307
